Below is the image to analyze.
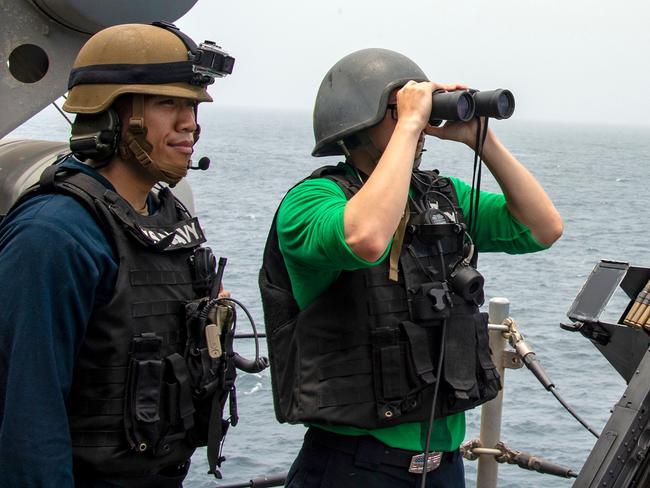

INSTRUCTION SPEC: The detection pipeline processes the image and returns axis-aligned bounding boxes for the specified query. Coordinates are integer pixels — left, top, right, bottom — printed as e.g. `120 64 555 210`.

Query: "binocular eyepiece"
429 89 515 125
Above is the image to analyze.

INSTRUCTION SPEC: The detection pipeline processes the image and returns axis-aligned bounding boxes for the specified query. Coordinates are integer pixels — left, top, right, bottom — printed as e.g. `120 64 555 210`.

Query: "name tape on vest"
139 217 206 250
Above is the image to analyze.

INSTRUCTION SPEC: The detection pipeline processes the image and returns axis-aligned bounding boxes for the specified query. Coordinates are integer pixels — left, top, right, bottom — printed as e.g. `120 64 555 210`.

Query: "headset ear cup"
69 109 121 162
99 108 121 161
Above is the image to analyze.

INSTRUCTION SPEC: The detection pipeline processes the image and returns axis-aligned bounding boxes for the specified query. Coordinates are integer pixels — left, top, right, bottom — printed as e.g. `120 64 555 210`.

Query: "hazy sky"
175 0 650 127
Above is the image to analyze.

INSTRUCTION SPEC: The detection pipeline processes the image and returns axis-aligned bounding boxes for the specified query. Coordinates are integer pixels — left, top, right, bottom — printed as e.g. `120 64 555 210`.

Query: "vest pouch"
371 325 427 422
438 312 501 417
378 321 439 420
158 353 196 450
184 299 232 395
401 321 437 388
443 313 479 401
124 333 164 454
474 312 501 400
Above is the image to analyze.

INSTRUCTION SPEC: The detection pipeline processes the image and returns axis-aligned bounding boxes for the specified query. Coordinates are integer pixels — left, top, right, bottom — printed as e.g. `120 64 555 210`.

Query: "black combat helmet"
312 48 428 157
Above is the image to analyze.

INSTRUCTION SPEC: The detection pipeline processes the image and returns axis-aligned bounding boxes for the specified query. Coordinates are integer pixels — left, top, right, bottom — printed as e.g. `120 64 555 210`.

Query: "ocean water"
7 106 650 488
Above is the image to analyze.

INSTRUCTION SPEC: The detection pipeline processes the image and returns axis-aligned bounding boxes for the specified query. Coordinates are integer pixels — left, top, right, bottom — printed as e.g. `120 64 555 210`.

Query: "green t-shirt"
276 163 546 452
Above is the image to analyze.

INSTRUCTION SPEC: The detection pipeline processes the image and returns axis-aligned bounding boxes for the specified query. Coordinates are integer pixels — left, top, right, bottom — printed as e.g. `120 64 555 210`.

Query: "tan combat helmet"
63 22 234 184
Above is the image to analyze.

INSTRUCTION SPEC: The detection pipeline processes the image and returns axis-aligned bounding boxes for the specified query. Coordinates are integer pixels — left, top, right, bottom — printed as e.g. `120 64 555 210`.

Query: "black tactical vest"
259 166 500 430
15 164 237 484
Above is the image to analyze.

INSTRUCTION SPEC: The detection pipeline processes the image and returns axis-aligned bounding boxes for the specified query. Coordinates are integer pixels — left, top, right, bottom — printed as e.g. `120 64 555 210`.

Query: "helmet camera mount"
151 21 235 84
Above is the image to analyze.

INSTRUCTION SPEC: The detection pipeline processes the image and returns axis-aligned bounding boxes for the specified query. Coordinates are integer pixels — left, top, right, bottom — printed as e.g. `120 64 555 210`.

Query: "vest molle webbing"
19 165 237 482
259 166 501 430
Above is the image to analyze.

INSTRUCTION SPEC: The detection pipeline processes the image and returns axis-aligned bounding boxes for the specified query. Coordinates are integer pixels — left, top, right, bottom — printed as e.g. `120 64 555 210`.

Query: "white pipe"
476 297 510 488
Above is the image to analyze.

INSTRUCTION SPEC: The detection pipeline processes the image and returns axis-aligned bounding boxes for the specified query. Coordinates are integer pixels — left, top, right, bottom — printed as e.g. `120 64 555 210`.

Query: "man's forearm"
480 131 563 247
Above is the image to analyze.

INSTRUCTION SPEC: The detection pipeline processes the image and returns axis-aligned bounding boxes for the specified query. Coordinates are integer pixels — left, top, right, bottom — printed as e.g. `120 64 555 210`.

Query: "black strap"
68 62 199 89
207 392 224 477
61 168 115 200
365 268 397 287
165 353 195 431
68 397 124 416
74 367 128 384
402 321 436 385
318 358 372 380
368 298 409 316
38 164 59 190
318 334 369 354
71 430 124 447
151 21 199 52
8 158 65 215
316 169 362 200
130 269 194 286
318 383 375 408
132 299 185 318
229 384 239 426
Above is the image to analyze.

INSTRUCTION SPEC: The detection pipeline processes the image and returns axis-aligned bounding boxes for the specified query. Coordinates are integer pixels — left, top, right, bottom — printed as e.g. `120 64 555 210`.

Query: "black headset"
69 109 121 162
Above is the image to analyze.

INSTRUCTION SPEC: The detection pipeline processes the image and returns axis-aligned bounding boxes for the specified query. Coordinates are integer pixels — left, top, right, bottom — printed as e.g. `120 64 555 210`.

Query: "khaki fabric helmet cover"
63 23 212 114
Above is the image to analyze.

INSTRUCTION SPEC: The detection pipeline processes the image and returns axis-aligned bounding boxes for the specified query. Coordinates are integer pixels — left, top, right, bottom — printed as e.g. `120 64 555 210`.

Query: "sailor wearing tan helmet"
0 22 235 488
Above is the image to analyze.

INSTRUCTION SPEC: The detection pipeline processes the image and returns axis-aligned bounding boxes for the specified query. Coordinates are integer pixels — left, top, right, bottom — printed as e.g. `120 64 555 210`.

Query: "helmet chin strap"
118 94 189 185
413 135 426 170
356 131 383 164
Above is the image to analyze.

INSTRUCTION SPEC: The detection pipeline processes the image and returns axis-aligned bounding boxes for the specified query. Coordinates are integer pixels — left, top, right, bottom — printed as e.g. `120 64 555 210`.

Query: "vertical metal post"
476 297 510 488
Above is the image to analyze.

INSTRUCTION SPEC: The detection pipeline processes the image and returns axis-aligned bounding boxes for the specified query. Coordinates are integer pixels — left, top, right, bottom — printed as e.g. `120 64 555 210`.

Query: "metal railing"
476 298 512 487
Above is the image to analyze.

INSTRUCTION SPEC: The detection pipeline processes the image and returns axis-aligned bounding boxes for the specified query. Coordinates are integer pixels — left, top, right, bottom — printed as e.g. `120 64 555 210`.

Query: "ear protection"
69 109 121 162
69 101 201 169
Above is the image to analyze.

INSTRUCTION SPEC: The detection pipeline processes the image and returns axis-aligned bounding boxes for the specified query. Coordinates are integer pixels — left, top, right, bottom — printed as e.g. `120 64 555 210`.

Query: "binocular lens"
457 96 472 121
429 91 475 125
472 89 515 119
497 93 511 116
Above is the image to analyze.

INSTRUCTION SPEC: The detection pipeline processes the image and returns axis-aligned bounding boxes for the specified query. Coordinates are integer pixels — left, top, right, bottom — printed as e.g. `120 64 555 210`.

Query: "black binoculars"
429 89 515 125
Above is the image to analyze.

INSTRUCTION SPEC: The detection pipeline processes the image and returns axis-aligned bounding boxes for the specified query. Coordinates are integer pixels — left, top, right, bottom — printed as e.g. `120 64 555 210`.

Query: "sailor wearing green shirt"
259 48 562 488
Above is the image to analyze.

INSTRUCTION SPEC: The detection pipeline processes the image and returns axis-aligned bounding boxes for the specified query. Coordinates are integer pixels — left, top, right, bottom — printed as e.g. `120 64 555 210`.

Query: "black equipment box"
566 260 650 487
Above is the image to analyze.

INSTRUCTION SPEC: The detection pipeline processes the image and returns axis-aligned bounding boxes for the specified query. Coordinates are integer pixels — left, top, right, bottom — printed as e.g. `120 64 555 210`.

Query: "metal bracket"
503 350 523 369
